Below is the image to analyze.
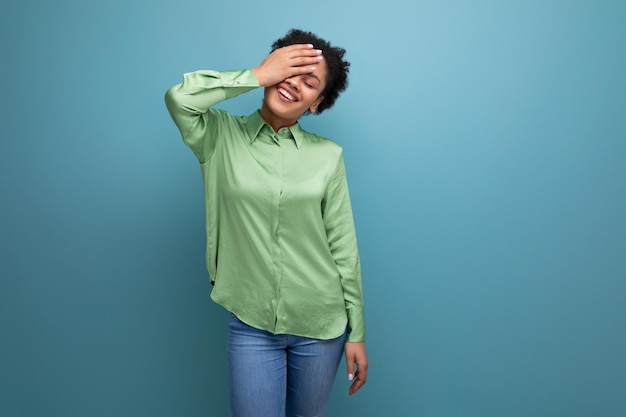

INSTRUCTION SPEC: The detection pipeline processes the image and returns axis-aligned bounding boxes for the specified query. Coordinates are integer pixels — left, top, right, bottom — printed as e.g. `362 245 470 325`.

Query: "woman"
165 29 367 417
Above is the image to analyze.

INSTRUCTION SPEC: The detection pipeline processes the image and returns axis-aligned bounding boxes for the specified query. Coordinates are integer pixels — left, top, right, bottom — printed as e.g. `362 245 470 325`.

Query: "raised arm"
164 45 323 161
164 70 258 161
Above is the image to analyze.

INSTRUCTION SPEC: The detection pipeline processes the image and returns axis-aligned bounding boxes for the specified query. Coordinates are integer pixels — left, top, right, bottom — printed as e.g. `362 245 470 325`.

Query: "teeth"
278 87 296 101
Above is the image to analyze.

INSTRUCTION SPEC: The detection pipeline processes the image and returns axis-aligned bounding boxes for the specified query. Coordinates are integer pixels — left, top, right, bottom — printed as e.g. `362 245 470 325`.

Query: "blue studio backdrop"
2 1 625 416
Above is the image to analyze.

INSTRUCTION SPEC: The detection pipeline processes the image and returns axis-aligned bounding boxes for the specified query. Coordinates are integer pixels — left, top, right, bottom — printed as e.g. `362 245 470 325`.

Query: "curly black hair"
271 29 350 114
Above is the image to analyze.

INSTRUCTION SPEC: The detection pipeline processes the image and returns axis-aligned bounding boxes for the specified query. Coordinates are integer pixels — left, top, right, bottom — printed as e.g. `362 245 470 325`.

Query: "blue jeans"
227 314 346 417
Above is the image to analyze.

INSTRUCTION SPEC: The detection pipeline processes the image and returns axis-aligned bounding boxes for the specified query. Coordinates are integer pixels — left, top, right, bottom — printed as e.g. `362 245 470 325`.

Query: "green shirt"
165 69 365 342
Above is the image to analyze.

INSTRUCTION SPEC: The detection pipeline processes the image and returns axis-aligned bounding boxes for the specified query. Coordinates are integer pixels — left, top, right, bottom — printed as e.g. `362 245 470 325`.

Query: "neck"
259 105 297 132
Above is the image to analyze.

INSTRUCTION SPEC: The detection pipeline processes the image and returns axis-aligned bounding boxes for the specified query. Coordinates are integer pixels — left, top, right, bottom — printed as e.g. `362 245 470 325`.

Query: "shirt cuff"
220 69 260 99
346 305 366 342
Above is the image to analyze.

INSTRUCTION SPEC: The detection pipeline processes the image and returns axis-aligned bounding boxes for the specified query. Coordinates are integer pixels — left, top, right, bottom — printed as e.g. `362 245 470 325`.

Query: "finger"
286 47 323 60
282 43 316 52
278 65 319 83
348 362 368 395
356 360 368 384
345 353 355 382
289 55 324 67
283 57 323 78
276 44 315 59
349 373 366 396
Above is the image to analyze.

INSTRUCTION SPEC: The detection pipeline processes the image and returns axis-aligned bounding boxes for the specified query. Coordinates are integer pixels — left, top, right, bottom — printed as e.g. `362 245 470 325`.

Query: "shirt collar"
246 110 305 149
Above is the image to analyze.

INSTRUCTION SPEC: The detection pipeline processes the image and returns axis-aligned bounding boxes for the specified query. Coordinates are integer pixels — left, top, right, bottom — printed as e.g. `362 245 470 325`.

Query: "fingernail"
316 55 324 61
310 66 316 71
307 44 314 48
315 49 323 54
348 373 354 381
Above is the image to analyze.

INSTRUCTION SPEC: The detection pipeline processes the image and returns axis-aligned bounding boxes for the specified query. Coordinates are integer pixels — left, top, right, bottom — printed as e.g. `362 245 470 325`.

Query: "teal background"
2 0 625 416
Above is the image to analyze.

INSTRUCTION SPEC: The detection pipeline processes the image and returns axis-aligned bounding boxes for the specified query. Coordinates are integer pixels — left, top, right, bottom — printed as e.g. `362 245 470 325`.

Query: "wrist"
251 68 265 86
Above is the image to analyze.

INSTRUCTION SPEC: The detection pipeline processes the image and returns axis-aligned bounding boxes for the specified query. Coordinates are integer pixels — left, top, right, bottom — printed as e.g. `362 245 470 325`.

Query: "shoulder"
209 107 237 121
299 127 344 157
208 108 250 132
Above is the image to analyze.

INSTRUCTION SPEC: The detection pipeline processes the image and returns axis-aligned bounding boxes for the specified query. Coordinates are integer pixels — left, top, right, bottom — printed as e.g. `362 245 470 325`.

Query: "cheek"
307 91 322 104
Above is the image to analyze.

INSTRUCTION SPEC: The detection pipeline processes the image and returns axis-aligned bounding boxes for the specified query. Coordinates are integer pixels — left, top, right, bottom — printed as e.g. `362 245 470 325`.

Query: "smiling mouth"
277 87 297 102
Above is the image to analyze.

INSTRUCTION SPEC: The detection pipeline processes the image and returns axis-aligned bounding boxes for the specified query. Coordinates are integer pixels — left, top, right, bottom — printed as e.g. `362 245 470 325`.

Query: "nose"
286 77 299 91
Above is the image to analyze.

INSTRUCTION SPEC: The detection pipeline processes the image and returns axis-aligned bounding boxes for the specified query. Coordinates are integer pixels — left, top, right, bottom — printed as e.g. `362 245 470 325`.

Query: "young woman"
165 29 368 417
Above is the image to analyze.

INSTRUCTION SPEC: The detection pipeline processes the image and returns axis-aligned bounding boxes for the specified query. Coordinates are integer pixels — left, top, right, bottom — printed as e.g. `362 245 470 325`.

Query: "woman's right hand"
252 44 323 87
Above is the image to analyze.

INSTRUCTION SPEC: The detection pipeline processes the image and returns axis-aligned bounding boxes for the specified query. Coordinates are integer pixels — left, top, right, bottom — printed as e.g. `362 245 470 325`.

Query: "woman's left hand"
344 342 368 395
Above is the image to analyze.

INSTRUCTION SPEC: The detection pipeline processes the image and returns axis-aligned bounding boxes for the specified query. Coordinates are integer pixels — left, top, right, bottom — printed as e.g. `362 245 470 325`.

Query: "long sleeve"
322 152 365 342
164 69 259 162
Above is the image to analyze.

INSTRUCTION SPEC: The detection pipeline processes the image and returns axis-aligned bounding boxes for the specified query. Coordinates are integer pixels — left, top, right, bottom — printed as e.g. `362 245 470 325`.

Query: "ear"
310 96 324 113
